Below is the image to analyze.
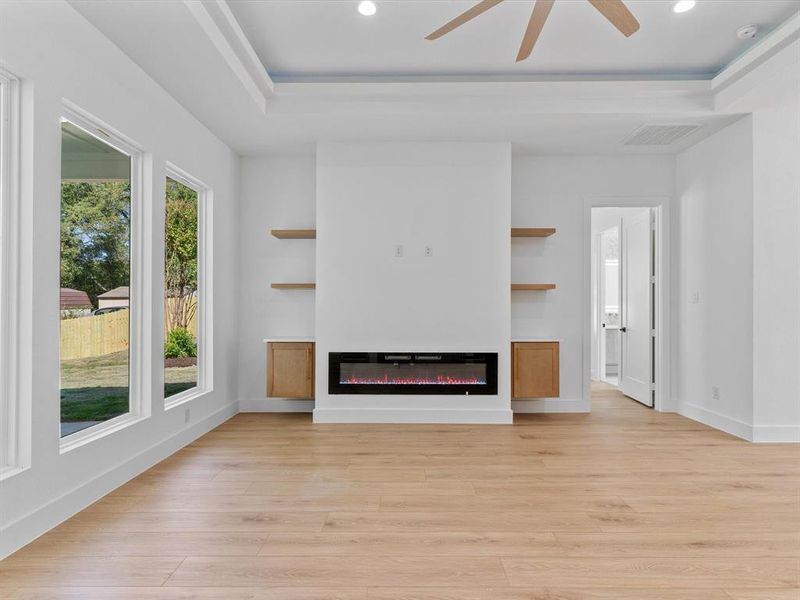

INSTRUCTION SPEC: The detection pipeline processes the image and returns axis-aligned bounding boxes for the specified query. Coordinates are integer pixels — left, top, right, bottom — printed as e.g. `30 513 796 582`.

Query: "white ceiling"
254 109 742 155
67 0 795 155
228 0 800 80
69 0 272 141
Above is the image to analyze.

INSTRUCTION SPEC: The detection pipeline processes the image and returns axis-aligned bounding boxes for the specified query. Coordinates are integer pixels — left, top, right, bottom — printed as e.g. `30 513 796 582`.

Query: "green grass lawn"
61 350 197 422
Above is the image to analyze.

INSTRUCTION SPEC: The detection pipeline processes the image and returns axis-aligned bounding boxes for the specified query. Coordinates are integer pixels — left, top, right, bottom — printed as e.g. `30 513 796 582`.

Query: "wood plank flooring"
2 382 799 599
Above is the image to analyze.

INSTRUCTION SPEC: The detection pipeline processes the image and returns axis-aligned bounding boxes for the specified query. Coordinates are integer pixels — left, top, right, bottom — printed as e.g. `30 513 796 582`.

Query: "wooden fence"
60 299 197 361
60 310 129 361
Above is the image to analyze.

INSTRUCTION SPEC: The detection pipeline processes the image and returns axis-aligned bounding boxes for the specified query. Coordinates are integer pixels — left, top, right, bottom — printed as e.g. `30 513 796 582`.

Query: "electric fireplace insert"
329 352 498 395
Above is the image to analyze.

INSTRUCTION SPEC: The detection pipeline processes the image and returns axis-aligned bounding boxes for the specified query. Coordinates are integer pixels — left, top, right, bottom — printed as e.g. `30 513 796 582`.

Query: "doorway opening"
591 207 657 408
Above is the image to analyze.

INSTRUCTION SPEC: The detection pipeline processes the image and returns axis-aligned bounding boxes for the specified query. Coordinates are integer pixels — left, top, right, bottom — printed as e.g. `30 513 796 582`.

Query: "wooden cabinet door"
267 342 314 399
512 342 559 399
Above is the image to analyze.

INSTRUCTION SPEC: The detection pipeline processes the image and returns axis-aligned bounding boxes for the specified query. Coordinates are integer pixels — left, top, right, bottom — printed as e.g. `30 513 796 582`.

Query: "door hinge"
650 382 657 391
650 275 656 284
650 329 656 337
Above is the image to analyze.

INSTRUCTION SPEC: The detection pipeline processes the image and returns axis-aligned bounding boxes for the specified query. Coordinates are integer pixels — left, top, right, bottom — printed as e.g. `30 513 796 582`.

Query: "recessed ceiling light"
673 0 696 13
358 1 377 16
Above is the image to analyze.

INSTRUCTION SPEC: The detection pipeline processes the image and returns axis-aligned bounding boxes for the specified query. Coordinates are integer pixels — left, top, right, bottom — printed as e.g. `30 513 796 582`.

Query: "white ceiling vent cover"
623 124 701 146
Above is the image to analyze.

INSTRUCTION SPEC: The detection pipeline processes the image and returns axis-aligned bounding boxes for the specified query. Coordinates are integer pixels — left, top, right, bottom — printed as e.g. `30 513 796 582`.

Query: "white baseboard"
752 425 800 443
512 398 589 413
0 402 237 560
245 397 591 417
239 398 314 412
313 408 514 424
680 403 800 443
680 403 752 441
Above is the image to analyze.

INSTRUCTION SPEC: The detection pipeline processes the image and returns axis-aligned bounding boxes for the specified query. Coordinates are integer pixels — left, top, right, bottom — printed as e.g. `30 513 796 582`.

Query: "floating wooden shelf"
271 283 316 290
511 283 557 291
271 229 316 239
511 228 556 238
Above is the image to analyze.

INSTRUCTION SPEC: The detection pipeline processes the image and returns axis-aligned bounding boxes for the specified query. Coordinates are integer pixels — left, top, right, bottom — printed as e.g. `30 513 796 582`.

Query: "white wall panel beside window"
0 1 238 560
164 164 213 407
0 67 25 478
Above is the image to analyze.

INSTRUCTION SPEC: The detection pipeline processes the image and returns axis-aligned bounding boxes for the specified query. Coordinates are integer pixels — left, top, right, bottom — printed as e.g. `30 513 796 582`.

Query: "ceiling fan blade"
426 0 505 40
516 0 556 62
586 0 640 37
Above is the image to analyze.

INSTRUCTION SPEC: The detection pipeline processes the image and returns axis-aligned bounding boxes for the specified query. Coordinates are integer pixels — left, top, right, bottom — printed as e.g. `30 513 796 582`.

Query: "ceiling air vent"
623 124 701 146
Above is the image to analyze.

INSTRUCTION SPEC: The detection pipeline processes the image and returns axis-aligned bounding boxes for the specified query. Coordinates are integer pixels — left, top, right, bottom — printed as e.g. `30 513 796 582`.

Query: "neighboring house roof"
60 288 92 309
98 286 130 300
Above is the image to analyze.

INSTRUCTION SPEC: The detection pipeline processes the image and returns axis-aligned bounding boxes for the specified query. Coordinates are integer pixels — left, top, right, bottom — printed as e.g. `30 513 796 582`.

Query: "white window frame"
59 103 151 452
0 67 24 478
164 163 213 410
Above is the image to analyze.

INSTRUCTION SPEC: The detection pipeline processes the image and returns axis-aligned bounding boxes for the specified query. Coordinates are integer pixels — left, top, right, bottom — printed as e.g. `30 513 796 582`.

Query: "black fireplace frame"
328 352 498 395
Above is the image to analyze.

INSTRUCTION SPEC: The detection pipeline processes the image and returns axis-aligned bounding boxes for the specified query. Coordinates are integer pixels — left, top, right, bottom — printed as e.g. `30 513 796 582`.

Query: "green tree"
60 181 130 307
164 178 198 332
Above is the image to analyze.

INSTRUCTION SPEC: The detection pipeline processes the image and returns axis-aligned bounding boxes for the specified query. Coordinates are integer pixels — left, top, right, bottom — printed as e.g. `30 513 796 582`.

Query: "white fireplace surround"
314 142 512 423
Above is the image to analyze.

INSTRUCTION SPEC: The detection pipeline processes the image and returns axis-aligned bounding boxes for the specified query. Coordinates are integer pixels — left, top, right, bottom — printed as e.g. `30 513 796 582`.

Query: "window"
0 67 22 475
164 167 209 405
59 108 142 441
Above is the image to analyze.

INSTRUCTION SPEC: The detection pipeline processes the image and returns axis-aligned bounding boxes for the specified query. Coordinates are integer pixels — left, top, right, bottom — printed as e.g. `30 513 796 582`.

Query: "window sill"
60 412 149 455
0 464 29 481
165 386 211 411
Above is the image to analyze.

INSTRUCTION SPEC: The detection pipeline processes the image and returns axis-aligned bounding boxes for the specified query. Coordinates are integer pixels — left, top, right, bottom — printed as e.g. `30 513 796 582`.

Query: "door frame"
583 197 672 412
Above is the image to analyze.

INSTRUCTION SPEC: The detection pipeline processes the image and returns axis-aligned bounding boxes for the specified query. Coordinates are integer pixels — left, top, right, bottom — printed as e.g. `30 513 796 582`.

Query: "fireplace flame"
341 375 486 385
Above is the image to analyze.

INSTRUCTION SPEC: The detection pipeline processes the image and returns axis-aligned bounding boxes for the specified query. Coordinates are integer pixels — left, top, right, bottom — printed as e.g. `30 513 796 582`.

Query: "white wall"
751 82 800 441
237 155 316 411
674 39 800 442
0 0 240 558
314 143 512 423
238 153 675 414
511 155 675 412
675 117 755 438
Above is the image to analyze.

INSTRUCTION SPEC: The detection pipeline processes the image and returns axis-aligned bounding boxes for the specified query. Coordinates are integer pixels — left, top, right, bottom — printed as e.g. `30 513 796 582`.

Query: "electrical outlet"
394 245 403 258
184 407 191 424
711 386 720 401
424 245 433 257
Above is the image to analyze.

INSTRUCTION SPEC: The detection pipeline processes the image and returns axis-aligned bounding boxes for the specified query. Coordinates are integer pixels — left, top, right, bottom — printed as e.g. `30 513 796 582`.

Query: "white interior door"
620 210 653 406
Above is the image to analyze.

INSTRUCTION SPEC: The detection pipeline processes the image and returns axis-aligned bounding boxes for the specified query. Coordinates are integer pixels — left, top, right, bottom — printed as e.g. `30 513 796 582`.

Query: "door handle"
620 327 627 333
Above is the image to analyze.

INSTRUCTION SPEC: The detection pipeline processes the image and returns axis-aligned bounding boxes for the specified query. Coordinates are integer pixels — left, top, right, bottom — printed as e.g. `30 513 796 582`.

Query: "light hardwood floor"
3 382 799 599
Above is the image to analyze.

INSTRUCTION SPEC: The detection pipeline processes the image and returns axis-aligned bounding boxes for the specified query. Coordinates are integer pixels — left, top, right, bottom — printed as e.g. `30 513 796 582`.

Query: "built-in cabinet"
267 342 315 399
512 342 560 399
266 341 559 400
267 225 560 402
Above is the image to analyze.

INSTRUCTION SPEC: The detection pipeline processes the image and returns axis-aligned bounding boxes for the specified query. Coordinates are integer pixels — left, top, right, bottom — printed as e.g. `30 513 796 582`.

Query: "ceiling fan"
426 0 640 62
